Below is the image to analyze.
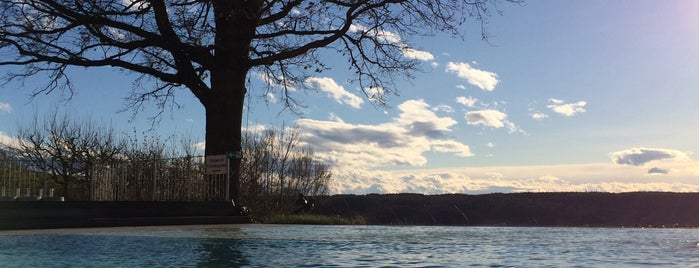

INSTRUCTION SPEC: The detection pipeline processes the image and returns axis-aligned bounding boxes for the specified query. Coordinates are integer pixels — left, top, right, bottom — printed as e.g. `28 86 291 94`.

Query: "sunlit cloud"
0 131 22 149
547 98 586 117
305 77 363 109
402 47 434 61
531 113 548 120
610 147 690 166
456 96 477 107
349 24 433 61
465 109 508 128
463 109 523 134
445 62 499 91
430 140 474 157
296 99 472 169
364 86 386 105
327 161 699 194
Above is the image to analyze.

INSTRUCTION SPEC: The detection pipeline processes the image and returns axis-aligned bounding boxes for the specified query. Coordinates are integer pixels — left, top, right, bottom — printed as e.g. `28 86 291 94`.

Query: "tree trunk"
201 0 259 205
204 87 245 204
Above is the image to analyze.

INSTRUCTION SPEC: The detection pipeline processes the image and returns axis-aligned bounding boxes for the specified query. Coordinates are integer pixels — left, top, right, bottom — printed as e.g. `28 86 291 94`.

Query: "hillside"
312 192 699 227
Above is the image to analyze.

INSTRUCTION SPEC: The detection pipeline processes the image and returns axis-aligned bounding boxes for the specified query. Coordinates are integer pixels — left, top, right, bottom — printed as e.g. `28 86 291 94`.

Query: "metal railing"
0 156 228 201
0 159 49 201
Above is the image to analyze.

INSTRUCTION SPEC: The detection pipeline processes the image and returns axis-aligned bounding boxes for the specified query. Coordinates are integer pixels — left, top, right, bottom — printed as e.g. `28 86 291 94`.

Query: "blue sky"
2 1 699 194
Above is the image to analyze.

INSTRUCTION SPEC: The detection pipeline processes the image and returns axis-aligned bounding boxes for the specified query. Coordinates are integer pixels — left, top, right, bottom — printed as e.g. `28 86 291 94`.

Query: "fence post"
225 156 230 201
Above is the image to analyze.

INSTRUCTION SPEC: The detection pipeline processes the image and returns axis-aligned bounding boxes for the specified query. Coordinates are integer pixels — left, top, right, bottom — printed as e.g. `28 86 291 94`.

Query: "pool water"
1 224 698 267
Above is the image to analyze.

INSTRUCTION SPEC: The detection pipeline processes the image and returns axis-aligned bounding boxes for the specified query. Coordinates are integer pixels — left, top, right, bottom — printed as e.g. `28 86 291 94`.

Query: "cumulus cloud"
305 77 363 109
445 62 499 91
0 102 11 113
456 96 477 107
297 99 472 169
430 140 474 157
402 47 434 61
610 147 690 166
464 109 523 134
465 109 508 128
547 98 586 116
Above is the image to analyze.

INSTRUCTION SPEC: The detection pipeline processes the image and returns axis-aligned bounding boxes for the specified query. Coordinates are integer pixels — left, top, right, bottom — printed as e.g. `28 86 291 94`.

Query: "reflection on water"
1 225 699 267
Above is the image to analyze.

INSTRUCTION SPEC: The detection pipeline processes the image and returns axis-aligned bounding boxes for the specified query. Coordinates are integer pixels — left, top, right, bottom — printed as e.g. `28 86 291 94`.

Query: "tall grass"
267 214 366 225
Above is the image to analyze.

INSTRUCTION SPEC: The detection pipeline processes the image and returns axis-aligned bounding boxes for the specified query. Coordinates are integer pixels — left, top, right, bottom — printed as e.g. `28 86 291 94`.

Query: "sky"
2 1 699 194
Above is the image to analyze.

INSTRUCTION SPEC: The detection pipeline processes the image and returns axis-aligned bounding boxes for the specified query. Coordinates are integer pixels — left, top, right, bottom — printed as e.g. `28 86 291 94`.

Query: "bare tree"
240 126 331 220
16 113 125 200
0 0 516 204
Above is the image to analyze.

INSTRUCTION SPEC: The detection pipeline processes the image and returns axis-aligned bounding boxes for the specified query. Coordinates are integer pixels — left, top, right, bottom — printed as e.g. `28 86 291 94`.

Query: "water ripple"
1 225 699 267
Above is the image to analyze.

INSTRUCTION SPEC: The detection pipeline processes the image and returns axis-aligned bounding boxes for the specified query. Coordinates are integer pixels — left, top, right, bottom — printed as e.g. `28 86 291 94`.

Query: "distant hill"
312 192 699 227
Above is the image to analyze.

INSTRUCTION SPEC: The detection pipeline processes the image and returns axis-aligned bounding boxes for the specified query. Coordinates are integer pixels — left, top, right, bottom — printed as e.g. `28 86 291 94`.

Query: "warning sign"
205 155 228 175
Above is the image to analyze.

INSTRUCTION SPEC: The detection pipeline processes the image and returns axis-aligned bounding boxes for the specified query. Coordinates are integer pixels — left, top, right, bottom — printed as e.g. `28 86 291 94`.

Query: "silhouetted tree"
240 126 331 220
16 113 125 199
0 0 516 204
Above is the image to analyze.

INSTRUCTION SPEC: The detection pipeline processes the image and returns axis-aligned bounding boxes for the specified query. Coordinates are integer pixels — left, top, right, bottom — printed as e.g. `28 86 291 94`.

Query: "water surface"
1 225 698 267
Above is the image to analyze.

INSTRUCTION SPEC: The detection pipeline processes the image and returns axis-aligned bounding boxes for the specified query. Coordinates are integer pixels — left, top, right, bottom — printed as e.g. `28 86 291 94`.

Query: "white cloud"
364 86 385 105
0 102 11 113
257 72 297 91
192 142 206 152
0 131 22 149
456 85 466 90
328 112 344 123
547 98 586 117
402 48 434 61
327 161 699 194
350 24 434 61
465 109 508 128
446 62 499 91
456 96 477 107
265 92 278 103
296 99 472 169
610 147 690 166
305 77 363 109
531 113 548 120
430 140 474 157
349 24 400 43
464 109 523 134
432 104 454 113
